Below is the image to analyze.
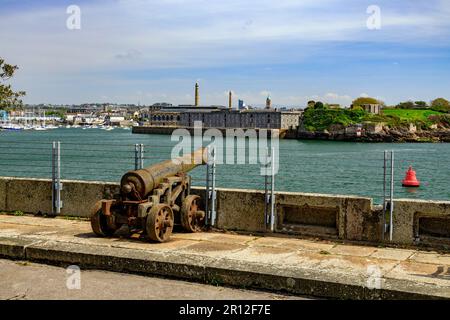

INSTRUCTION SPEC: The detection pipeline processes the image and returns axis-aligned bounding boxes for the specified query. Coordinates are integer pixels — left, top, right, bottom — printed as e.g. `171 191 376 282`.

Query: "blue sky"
1 0 449 107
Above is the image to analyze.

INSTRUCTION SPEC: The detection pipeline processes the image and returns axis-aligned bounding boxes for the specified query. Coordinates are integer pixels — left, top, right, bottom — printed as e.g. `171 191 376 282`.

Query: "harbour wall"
133 125 450 142
132 125 293 138
0 177 449 248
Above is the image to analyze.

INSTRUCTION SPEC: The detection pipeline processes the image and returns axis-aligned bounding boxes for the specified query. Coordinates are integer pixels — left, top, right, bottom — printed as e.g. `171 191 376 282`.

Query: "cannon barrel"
120 147 207 199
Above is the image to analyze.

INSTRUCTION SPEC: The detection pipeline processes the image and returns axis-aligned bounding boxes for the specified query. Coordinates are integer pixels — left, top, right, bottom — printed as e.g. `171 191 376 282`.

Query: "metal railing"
382 150 394 241
0 138 448 235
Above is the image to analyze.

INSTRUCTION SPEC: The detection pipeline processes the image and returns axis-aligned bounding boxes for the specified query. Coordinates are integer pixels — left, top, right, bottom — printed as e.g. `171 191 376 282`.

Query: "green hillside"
302 107 449 132
382 109 444 123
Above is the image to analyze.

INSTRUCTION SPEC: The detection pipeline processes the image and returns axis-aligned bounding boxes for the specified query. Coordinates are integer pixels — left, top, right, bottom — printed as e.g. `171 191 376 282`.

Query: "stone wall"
392 199 450 246
0 177 120 217
1 177 449 247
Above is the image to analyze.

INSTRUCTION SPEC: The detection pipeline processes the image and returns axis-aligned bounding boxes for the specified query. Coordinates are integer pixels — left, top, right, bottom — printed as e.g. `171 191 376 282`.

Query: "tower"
228 91 232 110
195 82 199 107
266 95 272 109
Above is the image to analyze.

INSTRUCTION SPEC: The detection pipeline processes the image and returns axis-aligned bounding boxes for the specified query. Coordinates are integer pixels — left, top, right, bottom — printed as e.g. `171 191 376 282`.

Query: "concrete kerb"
0 237 38 259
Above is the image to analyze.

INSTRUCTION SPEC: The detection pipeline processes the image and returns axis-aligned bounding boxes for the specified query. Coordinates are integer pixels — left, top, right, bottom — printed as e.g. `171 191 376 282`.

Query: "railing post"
139 144 144 169
264 148 270 228
52 141 62 215
389 150 395 241
263 147 276 232
205 147 217 227
382 150 387 241
382 150 395 242
270 147 276 232
134 144 139 170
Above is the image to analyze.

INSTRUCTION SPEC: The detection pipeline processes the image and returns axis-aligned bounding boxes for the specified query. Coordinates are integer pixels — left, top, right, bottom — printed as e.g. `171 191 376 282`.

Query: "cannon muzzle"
120 147 207 199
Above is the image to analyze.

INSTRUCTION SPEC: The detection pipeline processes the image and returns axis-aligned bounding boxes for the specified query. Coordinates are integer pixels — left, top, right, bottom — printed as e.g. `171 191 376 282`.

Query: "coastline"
297 129 450 143
131 125 450 142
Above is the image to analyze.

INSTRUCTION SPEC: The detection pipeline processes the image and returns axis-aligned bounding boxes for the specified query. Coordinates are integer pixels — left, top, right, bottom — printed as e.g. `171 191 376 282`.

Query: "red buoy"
402 166 420 187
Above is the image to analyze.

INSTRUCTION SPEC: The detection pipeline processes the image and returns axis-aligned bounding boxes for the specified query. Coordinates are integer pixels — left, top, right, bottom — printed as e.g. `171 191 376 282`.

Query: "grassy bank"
382 109 444 124
302 107 448 132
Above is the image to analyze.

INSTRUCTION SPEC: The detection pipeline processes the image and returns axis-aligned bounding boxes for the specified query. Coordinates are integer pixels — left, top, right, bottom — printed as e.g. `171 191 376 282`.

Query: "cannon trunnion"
90 148 206 242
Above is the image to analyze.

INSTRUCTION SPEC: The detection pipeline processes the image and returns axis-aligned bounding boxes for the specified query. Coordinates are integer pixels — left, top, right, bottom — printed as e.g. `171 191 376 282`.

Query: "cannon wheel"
181 195 205 233
90 201 117 237
146 204 174 243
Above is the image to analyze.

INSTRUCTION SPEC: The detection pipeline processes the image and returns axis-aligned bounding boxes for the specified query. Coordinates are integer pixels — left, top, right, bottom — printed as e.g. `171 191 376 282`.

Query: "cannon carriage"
91 148 207 242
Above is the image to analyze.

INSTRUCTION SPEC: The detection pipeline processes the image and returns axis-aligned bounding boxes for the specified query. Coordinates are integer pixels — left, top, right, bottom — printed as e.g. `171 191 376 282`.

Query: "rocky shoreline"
297 128 450 142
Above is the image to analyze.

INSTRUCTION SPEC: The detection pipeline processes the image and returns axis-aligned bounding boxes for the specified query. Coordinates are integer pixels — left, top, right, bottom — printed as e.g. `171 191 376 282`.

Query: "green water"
0 128 449 204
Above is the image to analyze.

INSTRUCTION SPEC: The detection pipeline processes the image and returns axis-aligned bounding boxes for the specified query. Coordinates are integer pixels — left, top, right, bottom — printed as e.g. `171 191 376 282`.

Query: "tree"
307 100 315 109
415 101 428 108
395 100 429 109
314 101 324 109
430 98 450 112
0 58 26 110
396 101 415 109
352 97 379 108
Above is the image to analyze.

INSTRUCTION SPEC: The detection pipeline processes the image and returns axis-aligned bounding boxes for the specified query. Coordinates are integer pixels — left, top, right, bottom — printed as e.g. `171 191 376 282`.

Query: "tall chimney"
266 95 272 109
195 82 199 107
228 91 232 110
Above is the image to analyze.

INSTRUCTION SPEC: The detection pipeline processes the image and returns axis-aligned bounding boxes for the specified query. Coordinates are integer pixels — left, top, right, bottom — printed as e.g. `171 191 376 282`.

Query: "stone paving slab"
410 252 450 265
0 215 449 299
388 261 450 286
369 248 416 261
329 244 377 257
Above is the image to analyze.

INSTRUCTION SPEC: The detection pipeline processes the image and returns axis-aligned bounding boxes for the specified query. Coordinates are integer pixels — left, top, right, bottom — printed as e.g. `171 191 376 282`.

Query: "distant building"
0 110 8 121
180 108 301 130
150 103 172 110
266 95 272 109
360 104 381 114
328 104 341 109
238 99 246 110
140 105 301 130
139 83 300 129
66 106 97 114
140 105 221 125
195 82 200 106
108 116 126 125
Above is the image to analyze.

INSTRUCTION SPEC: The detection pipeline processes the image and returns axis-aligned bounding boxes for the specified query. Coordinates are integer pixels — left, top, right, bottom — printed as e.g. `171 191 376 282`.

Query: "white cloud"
2 0 449 74
115 50 143 61
1 0 449 104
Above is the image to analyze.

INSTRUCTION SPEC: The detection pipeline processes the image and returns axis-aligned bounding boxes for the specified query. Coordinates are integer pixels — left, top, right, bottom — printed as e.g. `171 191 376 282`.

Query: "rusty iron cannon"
91 148 207 242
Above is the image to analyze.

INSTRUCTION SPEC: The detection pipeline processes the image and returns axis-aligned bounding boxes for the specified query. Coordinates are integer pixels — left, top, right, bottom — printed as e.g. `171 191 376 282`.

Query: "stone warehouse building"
141 106 302 130
139 82 301 129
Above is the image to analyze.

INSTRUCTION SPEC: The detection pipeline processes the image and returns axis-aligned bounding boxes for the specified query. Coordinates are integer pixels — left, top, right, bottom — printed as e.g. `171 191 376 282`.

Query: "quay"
0 214 449 299
131 125 297 138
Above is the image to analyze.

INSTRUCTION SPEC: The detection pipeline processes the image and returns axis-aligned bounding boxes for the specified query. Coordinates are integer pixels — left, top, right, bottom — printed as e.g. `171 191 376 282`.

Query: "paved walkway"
0 215 449 299
0 258 304 300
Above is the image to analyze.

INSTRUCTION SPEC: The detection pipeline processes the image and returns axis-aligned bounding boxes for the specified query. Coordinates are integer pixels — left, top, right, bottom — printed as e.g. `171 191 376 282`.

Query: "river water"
0 128 448 204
